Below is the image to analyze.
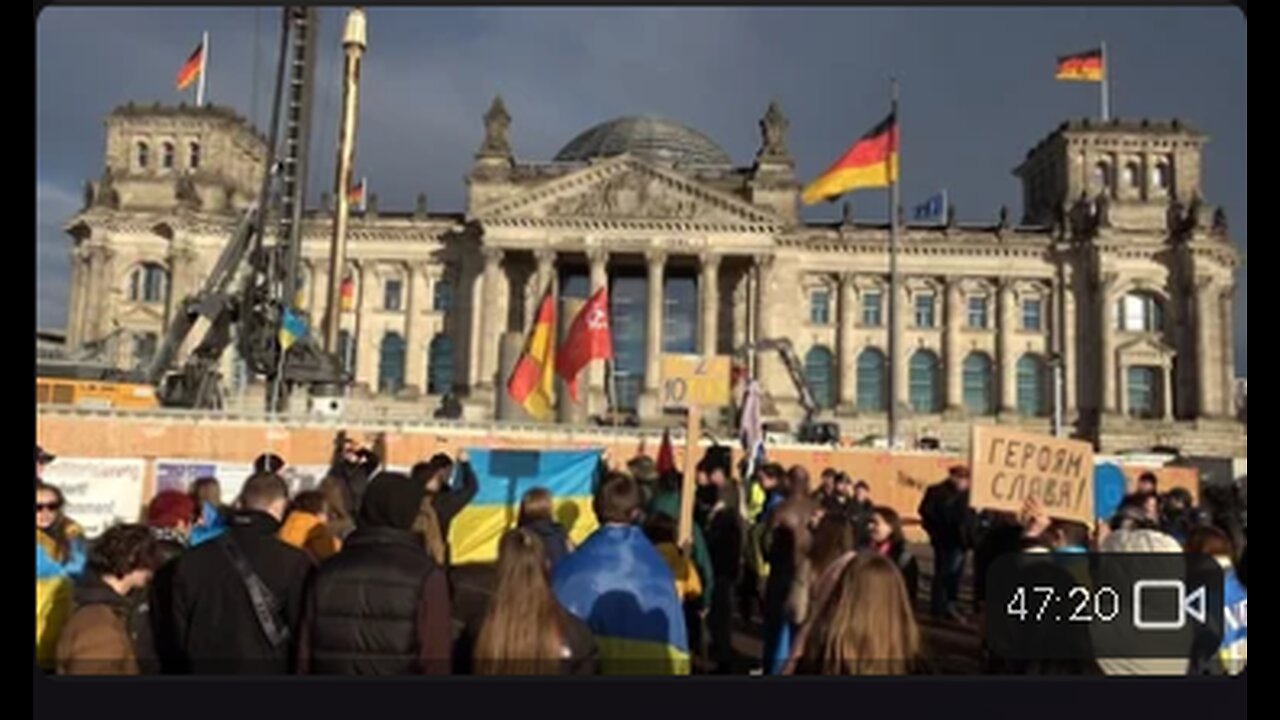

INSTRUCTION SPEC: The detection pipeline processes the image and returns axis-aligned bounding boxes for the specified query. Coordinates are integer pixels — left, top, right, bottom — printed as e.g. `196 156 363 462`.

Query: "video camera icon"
1132 580 1209 631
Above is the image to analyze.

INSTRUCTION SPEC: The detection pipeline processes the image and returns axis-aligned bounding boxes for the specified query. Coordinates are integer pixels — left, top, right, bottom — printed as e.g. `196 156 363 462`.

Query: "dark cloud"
35 7 1246 374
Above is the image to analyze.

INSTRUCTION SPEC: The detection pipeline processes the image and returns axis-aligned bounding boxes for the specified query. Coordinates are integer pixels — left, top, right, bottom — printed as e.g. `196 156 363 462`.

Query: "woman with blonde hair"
785 553 924 675
469 528 598 675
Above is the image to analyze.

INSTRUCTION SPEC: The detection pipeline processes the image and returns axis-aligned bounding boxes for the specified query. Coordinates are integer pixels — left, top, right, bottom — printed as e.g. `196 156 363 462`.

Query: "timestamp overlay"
984 553 1225 661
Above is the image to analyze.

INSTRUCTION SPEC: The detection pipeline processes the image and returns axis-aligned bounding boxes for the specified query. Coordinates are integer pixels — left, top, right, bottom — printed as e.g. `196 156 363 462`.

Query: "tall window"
378 332 406 393
909 350 941 414
384 278 403 311
809 289 831 325
967 296 989 329
662 276 697 353
188 142 201 170
433 278 452 311
428 334 454 395
856 348 888 413
1123 162 1140 190
129 263 169 304
162 142 176 169
1117 293 1163 332
804 346 836 410
1017 354 1047 417
862 291 883 327
1127 366 1160 419
915 295 936 328
137 141 150 169
1022 298 1043 332
963 352 994 415
1153 161 1172 192
337 330 355 375
1093 161 1112 191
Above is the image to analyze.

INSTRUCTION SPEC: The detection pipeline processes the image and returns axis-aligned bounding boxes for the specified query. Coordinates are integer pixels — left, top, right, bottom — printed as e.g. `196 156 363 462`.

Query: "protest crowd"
34 434 1247 677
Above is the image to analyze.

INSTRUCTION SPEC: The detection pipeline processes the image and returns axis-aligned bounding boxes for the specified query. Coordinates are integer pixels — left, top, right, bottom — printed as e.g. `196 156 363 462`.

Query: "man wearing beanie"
297 472 452 675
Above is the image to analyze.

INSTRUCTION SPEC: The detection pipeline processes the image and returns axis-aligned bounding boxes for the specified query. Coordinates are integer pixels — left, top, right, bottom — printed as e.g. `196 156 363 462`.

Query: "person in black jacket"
297 472 453 675
169 472 313 674
917 465 975 622
866 506 920 608
329 432 382 516
414 451 479 568
703 466 744 674
518 487 573 570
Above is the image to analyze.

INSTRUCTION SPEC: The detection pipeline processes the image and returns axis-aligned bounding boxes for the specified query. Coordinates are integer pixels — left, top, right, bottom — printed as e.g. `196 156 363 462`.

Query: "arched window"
909 350 942 414
962 352 995 416
378 332 406 393
1017 354 1048 417
428 334 455 395
129 263 169 303
1153 161 1172 192
433 278 452 312
1123 162 1140 190
162 142 175 169
803 345 836 410
856 348 888 413
188 141 201 170
1093 161 1111 191
1117 292 1164 332
137 141 150 169
337 330 355 374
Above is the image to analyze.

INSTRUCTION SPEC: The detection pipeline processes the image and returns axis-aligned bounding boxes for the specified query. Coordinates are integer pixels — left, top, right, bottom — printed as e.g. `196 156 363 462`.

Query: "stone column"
754 255 781 394
998 280 1019 414
587 248 610 415
1100 275 1119 414
309 263 329 330
1194 275 1216 418
944 277 965 412
90 245 117 343
1117 359 1129 418
478 246 506 391
640 250 666 421
167 240 200 362
1062 269 1078 414
403 264 426 395
891 277 910 412
534 249 557 301
355 261 380 391
837 273 857 411
699 252 721 356
66 246 90 348
1220 286 1236 418
1162 362 1174 422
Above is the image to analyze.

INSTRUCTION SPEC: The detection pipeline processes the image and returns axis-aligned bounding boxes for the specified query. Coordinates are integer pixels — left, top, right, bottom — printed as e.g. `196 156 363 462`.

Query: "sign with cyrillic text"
970 427 1095 523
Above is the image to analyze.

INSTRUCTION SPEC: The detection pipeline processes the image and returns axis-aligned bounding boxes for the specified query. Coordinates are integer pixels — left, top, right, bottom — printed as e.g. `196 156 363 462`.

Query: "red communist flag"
556 287 613 402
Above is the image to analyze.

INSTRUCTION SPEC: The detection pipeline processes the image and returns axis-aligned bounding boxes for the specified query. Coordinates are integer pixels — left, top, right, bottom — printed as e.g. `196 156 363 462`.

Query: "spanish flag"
1056 48 1104 82
506 287 557 421
801 113 899 205
176 40 205 91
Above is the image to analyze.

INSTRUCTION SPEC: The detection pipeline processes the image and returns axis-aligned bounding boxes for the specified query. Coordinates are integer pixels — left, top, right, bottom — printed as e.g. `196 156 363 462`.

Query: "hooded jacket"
56 574 140 675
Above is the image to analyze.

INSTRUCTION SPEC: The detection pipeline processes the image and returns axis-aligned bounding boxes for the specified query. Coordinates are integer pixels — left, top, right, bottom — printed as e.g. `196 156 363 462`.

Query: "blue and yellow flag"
553 525 691 675
448 449 601 565
279 308 307 350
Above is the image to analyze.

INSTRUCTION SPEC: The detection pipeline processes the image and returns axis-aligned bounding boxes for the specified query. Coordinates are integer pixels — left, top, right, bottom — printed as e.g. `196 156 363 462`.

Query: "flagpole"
887 78 901 450
1100 41 1109 121
197 31 209 107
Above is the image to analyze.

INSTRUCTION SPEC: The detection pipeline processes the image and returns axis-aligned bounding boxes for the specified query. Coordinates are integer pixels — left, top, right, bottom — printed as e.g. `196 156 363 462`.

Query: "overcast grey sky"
35 6 1247 374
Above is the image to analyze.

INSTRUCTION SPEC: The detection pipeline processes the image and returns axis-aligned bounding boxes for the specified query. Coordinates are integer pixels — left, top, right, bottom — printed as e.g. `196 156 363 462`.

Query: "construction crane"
735 338 841 445
143 7 346 410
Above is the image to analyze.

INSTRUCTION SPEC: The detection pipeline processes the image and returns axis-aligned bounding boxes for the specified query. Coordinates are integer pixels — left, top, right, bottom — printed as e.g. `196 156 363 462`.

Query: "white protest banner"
42 458 146 537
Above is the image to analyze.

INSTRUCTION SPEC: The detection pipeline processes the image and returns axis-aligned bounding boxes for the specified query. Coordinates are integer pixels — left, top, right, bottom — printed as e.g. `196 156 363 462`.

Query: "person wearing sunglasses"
36 480 86 672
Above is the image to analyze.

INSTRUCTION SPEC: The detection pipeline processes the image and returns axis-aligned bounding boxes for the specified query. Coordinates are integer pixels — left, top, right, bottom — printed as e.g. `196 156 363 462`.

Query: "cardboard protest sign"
970 427 1094 523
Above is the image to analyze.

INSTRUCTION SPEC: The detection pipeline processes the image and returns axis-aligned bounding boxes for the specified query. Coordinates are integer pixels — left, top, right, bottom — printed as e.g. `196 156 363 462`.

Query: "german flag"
802 113 899 205
339 275 356 312
1056 48 1104 82
507 286 557 421
348 177 366 210
176 41 205 91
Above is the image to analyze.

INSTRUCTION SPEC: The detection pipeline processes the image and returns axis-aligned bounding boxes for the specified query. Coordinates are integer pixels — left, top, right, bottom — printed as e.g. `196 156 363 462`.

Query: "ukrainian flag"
553 525 691 675
279 308 308 350
36 531 79 672
448 449 601 565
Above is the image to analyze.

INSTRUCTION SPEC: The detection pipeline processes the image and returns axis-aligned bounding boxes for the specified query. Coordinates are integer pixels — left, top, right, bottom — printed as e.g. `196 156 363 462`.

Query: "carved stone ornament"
757 100 791 161
545 170 709 220
478 96 512 158
415 193 429 218
1212 207 1228 234
175 175 202 210
841 201 853 227
96 167 120 209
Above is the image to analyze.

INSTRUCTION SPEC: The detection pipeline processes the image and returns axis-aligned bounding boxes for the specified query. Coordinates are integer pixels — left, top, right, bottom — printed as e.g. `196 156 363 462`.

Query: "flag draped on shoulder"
552 525 690 674
1056 47 1105 82
507 287 557 421
802 112 899 205
176 40 205 91
556 287 613 402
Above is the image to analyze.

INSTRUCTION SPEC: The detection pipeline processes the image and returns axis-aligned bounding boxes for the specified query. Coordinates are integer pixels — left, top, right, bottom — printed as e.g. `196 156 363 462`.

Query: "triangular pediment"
474 155 784 228
1116 335 1176 360
117 302 167 325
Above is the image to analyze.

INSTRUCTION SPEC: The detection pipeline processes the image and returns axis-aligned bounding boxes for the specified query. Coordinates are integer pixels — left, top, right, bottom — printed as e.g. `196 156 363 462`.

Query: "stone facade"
60 101 1245 457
